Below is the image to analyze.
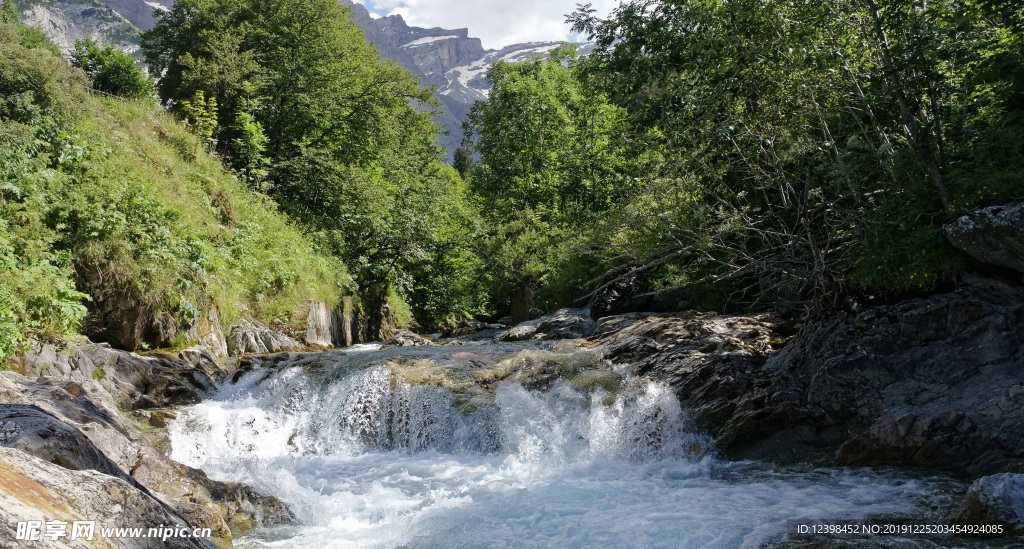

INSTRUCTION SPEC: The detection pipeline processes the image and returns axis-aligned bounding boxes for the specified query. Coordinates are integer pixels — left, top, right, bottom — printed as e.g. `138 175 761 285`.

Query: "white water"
169 348 958 549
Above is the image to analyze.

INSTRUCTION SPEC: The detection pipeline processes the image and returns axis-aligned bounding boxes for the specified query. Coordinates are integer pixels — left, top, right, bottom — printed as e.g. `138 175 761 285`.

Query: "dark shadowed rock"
946 201 1024 276
952 474 1024 535
587 312 781 440
588 265 696 320
589 276 1024 477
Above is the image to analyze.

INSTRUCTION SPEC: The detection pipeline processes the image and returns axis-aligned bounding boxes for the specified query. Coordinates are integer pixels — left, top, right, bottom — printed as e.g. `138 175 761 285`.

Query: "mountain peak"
340 1 588 158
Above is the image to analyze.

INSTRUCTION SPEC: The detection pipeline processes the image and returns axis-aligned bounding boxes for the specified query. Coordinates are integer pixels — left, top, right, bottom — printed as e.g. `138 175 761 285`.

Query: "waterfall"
168 347 961 549
171 360 705 465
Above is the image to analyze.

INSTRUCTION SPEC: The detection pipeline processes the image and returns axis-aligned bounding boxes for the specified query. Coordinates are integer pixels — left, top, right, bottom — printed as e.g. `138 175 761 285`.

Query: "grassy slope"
1 22 350 358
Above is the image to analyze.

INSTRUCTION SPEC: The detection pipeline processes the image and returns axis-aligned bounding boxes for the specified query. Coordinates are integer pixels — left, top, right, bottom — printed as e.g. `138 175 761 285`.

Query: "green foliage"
1 20 349 353
70 39 153 99
463 46 646 314
0 220 90 362
466 46 638 220
179 89 218 146
1 0 18 24
142 0 486 329
548 0 1024 306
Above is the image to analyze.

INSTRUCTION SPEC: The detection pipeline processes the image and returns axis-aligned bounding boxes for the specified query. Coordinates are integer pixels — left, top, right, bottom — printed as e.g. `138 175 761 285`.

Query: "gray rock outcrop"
589 276 1024 477
226 320 305 357
498 308 595 342
2 344 293 546
21 3 139 55
0 447 213 548
946 201 1024 276
952 473 1024 535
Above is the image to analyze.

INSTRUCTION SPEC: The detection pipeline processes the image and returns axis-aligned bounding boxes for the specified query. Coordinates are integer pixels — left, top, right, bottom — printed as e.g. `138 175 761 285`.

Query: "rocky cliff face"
20 1 142 55
340 0 592 158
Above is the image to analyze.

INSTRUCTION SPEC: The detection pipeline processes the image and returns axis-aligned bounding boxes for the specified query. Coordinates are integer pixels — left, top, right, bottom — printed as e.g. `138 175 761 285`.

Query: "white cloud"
355 0 620 49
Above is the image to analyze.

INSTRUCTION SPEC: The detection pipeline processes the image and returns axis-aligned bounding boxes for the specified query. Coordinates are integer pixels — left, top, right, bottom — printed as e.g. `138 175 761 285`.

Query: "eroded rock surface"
952 473 1024 535
1 344 293 547
946 201 1024 276
0 447 214 548
498 308 595 342
227 320 305 356
587 312 782 444
589 276 1024 477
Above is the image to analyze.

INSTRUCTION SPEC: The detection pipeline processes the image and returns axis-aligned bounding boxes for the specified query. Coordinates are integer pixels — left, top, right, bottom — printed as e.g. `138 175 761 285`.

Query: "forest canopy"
462 0 1024 316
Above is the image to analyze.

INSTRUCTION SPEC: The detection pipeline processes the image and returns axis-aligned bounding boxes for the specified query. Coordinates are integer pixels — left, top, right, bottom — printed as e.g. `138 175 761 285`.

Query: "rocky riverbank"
1 272 1022 545
0 343 293 548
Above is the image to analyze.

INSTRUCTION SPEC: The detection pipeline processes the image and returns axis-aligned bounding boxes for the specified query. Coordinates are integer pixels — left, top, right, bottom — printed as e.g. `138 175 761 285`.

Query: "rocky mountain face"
340 0 592 158
19 0 145 55
18 0 581 157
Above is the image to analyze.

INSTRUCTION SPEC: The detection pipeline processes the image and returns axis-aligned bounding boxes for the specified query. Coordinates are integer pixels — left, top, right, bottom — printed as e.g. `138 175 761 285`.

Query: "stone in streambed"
952 473 1024 535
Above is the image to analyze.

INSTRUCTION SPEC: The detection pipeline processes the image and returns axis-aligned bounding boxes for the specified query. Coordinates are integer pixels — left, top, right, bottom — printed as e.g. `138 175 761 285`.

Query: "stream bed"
168 343 971 548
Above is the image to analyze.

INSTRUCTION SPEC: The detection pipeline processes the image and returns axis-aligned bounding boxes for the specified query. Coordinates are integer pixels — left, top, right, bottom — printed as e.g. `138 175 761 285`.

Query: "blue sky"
352 0 619 49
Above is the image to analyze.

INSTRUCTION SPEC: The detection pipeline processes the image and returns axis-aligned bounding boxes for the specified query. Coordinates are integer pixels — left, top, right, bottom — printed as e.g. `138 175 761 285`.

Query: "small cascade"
172 354 704 464
169 346 962 549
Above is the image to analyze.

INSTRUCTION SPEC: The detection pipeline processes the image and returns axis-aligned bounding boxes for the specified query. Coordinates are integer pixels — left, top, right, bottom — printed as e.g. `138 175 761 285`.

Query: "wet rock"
226 320 305 356
498 308 595 342
384 330 438 348
0 447 215 548
179 346 225 381
0 352 293 546
591 276 1024 477
588 312 779 439
952 474 1024 535
946 201 1024 276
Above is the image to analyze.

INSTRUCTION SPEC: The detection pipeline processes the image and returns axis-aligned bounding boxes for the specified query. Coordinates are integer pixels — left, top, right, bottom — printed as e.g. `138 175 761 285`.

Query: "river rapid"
168 343 965 548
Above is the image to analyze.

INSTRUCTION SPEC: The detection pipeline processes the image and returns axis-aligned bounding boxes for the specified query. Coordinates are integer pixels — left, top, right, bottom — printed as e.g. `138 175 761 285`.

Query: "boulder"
589 276 1024 477
498 308 596 342
589 264 652 320
536 308 595 340
588 312 780 436
0 447 215 548
226 320 305 357
383 330 437 348
952 474 1024 535
946 201 1024 276
178 346 225 381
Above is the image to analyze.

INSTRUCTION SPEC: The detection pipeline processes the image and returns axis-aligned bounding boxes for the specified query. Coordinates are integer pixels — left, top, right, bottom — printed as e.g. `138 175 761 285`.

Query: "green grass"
1 20 351 358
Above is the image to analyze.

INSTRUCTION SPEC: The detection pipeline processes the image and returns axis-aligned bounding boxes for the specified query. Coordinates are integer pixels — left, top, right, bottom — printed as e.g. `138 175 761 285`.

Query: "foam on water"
169 349 958 549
